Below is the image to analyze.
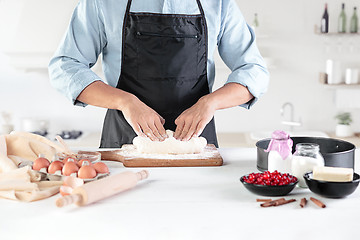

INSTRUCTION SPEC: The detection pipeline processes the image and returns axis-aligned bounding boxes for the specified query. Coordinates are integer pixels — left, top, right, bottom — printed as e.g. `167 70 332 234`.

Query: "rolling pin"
56 170 149 207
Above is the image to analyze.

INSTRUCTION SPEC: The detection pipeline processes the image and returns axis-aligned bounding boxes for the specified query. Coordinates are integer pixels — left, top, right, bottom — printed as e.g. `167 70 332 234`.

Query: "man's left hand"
174 96 215 141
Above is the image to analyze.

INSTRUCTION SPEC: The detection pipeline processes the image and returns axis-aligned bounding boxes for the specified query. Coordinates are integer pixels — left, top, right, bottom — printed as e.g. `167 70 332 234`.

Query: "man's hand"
174 96 216 141
122 95 167 141
173 83 254 141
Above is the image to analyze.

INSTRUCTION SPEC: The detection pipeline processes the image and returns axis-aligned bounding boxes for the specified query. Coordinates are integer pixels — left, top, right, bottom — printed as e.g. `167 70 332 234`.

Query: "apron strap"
196 0 208 78
121 0 133 74
125 0 133 15
196 0 205 17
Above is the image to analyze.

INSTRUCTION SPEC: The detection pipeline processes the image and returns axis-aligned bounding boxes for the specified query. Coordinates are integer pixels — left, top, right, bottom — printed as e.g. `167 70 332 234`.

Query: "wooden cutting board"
99 144 223 167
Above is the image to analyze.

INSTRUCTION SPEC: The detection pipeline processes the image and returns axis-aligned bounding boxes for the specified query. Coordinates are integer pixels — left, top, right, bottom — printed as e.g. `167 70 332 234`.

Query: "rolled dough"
133 130 207 154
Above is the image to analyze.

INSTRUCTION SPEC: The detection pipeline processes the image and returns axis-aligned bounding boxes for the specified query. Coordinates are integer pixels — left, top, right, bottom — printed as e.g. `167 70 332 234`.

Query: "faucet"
280 102 302 131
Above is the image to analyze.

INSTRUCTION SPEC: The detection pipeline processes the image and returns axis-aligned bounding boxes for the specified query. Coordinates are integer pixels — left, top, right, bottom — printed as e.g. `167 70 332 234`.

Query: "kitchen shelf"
322 83 360 89
315 32 360 36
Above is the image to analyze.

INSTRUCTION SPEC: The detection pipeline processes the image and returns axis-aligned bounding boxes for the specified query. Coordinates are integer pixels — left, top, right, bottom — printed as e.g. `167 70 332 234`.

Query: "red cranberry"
244 171 297 186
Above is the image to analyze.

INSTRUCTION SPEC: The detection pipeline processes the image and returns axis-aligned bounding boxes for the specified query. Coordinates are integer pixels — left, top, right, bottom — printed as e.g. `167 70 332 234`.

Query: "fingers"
132 123 146 137
140 125 158 141
159 116 165 125
121 97 167 141
193 120 207 138
174 112 211 141
175 116 197 141
154 118 167 139
139 116 167 141
174 118 184 139
181 121 198 141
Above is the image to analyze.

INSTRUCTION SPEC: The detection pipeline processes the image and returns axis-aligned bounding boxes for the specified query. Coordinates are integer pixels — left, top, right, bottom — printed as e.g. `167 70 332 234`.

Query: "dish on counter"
20 152 109 182
256 137 355 172
303 171 360 198
240 171 298 196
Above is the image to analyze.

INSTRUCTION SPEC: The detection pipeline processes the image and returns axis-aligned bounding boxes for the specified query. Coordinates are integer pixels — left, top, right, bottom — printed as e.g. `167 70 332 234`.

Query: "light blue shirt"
48 0 269 109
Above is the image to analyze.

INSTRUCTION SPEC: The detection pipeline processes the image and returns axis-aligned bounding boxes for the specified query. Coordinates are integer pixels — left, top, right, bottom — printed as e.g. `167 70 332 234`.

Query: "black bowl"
256 137 355 171
240 175 298 196
303 172 360 198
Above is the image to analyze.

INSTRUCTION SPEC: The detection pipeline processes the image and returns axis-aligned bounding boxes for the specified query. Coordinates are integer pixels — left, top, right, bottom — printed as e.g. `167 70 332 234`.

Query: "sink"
250 131 329 141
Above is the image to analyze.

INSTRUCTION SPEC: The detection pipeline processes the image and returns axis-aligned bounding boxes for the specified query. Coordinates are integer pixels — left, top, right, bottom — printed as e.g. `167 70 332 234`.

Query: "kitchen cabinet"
1 147 359 239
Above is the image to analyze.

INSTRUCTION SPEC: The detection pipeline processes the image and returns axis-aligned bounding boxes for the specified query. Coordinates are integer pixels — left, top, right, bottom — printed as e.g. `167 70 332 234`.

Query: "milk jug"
266 130 293 173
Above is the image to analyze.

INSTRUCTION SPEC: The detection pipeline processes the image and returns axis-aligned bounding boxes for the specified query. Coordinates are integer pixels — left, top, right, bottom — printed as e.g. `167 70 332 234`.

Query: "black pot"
256 137 355 172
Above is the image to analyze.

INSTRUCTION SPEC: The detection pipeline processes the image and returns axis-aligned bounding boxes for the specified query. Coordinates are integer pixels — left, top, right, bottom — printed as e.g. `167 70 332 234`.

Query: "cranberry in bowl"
240 171 298 196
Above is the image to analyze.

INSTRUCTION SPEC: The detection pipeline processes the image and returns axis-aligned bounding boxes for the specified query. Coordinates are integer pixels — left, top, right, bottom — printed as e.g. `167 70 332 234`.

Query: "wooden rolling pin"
56 170 149 207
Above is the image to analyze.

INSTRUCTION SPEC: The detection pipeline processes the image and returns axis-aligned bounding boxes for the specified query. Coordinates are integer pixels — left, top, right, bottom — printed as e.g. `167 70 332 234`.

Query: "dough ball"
133 130 207 154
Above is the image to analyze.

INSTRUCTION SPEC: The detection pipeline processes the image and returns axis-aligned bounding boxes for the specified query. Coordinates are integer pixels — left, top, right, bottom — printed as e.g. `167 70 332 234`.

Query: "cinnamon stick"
260 198 285 207
256 198 272 202
300 198 307 208
260 198 297 207
283 199 296 205
310 197 326 208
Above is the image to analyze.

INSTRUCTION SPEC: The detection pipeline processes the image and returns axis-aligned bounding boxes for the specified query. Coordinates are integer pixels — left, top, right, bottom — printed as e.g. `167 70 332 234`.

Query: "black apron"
100 0 218 148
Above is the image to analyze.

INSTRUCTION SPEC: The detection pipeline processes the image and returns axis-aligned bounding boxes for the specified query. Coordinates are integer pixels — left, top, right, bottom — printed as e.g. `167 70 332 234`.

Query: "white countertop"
1 148 359 240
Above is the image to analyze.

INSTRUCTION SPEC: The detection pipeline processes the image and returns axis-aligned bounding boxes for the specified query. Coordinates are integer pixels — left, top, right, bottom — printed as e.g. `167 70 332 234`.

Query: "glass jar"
291 143 324 187
266 130 293 173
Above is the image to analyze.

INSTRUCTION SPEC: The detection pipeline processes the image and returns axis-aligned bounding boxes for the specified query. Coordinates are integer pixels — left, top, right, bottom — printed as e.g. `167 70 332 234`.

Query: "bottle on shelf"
321 3 329 33
252 13 259 31
338 3 347 33
350 7 358 33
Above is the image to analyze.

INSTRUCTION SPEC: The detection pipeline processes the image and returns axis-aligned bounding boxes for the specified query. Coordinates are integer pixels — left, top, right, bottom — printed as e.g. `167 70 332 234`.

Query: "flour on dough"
132 130 207 154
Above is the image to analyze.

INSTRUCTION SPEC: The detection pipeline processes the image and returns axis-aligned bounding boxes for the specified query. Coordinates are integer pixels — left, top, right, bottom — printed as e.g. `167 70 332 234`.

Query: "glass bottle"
321 3 329 33
338 3 347 33
350 7 358 33
265 130 293 173
291 143 324 188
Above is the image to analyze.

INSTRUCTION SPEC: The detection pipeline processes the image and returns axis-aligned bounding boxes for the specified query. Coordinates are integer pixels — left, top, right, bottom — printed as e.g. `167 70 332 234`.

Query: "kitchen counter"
1 147 359 240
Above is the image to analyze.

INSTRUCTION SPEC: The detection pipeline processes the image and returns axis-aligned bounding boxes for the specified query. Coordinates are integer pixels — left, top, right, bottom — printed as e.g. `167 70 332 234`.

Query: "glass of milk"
292 143 324 187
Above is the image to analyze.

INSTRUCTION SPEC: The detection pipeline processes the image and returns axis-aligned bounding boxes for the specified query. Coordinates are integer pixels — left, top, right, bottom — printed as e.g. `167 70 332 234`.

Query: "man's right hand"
121 94 167 141
76 81 167 141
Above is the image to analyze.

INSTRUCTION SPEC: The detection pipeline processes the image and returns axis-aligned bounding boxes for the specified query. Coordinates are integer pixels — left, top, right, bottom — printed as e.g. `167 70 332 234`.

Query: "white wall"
214 0 360 133
0 0 359 135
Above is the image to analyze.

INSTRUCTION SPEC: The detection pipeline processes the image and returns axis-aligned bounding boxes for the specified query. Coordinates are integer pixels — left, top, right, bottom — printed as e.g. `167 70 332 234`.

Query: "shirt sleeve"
217 0 270 109
48 0 106 107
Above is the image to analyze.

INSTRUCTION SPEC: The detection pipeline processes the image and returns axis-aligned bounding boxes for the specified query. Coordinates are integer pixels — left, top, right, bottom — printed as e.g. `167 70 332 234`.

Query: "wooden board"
99 144 223 167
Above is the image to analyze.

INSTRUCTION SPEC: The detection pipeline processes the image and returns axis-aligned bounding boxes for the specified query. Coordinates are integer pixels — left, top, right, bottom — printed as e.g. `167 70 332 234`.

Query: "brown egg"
63 157 78 165
77 159 92 167
78 165 97 179
32 157 50 171
93 162 109 174
62 161 79 176
48 161 64 174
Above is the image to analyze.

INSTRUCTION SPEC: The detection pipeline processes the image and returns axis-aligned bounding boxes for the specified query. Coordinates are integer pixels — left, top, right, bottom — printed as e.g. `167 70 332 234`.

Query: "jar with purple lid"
265 130 293 173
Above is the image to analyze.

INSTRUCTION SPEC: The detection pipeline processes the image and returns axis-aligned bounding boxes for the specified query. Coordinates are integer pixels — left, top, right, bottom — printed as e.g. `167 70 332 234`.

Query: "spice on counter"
256 198 272 202
310 197 326 208
300 198 307 208
260 198 296 208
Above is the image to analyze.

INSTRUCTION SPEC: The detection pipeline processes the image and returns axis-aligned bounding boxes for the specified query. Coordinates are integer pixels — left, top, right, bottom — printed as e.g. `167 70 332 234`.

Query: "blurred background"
0 0 359 147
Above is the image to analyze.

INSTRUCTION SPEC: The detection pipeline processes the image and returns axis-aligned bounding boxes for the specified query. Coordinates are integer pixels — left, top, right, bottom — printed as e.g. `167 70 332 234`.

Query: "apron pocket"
136 31 199 80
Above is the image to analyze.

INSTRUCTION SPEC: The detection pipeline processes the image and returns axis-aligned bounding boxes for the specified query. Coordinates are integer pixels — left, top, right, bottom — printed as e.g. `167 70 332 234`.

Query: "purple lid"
271 130 290 140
